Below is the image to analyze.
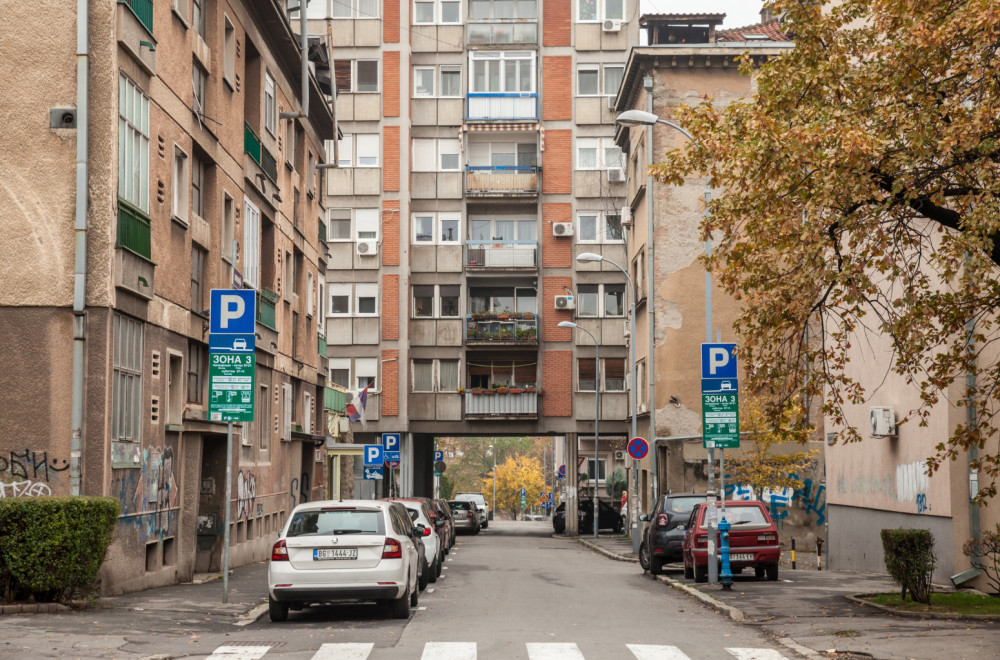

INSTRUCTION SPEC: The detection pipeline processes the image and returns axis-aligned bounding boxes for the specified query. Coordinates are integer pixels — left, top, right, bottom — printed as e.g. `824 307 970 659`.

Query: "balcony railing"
261 146 278 183
325 385 347 414
466 313 538 343
467 93 537 121
245 122 278 183
116 199 152 260
257 289 278 330
464 390 538 419
119 0 153 35
318 331 327 356
466 20 538 46
466 166 538 196
465 241 537 269
318 219 327 244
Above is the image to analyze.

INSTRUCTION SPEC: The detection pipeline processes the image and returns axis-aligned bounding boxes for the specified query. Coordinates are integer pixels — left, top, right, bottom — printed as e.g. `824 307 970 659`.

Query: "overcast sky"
639 0 766 28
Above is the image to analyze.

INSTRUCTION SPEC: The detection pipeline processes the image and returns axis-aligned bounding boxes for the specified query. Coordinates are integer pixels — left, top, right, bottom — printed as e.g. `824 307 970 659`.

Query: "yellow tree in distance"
482 454 545 518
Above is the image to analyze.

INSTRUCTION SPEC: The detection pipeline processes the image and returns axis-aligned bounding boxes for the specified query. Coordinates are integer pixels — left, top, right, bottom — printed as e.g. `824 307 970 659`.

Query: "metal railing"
466 93 537 121
244 122 261 163
261 146 278 183
119 0 153 35
116 199 152 260
318 332 327 356
465 166 538 195
465 391 538 417
465 313 538 342
318 219 327 243
466 20 538 45
464 241 538 269
257 289 278 330
325 385 347 413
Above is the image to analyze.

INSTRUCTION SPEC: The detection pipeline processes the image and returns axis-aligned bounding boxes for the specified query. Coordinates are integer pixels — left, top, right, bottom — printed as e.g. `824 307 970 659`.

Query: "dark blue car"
638 493 707 574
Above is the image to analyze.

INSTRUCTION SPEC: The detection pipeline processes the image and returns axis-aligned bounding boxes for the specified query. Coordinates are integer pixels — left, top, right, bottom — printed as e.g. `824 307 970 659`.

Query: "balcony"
318 331 327 356
466 20 538 46
465 241 537 269
466 313 538 345
257 288 278 330
119 0 153 35
465 166 538 197
116 199 152 260
464 389 538 420
325 385 347 414
467 93 537 122
244 122 278 184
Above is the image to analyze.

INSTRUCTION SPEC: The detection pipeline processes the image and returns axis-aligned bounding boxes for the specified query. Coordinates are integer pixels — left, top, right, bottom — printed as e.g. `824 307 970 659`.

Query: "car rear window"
667 497 706 514
286 509 383 537
699 505 769 529
449 501 472 510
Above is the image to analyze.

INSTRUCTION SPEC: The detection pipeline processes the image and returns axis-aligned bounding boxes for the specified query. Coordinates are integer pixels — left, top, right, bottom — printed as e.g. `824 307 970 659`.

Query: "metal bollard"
817 538 824 571
791 538 796 570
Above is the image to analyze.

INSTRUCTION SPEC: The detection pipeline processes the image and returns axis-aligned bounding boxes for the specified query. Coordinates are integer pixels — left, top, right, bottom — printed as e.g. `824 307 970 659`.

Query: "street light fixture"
488 443 496 523
558 320 599 538
576 252 639 552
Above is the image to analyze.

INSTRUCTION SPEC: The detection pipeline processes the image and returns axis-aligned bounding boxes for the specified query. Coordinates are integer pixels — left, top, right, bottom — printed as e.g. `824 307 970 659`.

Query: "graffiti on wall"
237 470 256 519
835 460 932 513
724 473 827 528
112 446 178 543
0 449 70 497
290 472 311 508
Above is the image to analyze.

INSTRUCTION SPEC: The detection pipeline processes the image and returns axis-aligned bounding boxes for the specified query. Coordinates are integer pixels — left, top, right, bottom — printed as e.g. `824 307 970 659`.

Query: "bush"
606 466 627 505
962 524 1000 594
0 497 119 603
881 528 937 604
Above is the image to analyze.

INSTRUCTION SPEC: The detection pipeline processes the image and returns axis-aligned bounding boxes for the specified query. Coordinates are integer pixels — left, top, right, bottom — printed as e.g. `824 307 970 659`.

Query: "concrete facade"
1 1 333 594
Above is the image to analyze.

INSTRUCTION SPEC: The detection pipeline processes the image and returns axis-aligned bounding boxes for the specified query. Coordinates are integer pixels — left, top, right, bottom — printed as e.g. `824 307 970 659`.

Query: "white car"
391 499 442 589
268 500 420 621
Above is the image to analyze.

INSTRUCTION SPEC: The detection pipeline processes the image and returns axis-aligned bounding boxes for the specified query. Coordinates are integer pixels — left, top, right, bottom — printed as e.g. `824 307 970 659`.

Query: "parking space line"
626 645 692 660
311 643 375 659
419 642 477 659
526 643 586 659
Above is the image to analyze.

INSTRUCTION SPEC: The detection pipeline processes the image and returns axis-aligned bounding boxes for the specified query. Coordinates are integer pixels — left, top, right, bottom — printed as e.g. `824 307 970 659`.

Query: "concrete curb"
0 602 71 615
655 575 746 622
776 637 828 660
236 603 268 626
847 593 1000 621
575 538 640 563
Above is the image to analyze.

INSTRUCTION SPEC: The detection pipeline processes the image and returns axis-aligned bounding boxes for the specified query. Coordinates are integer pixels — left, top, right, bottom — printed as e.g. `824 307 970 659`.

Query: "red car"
681 500 781 583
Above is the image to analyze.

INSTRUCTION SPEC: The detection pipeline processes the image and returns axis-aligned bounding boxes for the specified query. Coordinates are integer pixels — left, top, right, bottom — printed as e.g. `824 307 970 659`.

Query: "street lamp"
577 252 639 552
488 443 496 522
558 320 599 538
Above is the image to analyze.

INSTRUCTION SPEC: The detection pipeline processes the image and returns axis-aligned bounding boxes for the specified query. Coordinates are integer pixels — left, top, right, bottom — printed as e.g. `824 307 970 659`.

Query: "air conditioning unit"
607 167 626 182
356 240 378 256
552 222 574 237
602 19 622 32
620 206 633 228
607 95 617 109
623 320 630 338
870 406 897 437
554 295 576 310
614 450 626 460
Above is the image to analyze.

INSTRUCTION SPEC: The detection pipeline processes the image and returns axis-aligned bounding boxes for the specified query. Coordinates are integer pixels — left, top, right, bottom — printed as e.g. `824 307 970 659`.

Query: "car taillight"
656 513 670 528
422 527 432 537
468 511 475 519
271 539 289 561
382 538 403 559
695 534 707 547
758 533 777 543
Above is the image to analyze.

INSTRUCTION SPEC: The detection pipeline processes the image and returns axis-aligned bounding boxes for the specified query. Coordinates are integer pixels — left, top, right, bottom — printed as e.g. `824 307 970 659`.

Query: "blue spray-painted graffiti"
724 472 826 529
290 472 311 508
112 446 177 544
916 492 929 513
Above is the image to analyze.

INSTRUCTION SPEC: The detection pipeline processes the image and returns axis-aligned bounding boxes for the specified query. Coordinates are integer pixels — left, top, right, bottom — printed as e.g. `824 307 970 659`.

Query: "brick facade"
383 125 400 191
542 276 574 341
382 199 400 266
382 273 399 340
542 203 572 268
381 349 399 416
542 0 571 47
542 56 572 121
383 51 400 117
383 0 399 43
542 350 573 417
542 129 572 194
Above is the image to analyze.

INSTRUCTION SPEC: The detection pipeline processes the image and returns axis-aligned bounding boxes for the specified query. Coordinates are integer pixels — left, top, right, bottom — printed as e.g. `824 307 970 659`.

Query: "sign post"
702 343 738 588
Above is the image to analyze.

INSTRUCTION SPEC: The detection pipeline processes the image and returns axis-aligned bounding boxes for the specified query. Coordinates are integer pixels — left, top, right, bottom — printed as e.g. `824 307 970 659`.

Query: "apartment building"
309 0 637 518
1 1 333 593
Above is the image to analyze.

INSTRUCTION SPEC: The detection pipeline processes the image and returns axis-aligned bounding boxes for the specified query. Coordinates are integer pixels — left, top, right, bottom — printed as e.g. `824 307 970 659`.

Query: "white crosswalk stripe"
725 650 788 660
311 643 374 660
526 643 586 659
420 642 477 659
206 646 272 660
627 644 694 660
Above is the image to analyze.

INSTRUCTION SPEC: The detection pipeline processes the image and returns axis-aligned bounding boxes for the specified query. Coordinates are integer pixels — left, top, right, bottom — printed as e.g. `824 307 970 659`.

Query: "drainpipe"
70 0 90 496
644 75 657 502
280 4 309 121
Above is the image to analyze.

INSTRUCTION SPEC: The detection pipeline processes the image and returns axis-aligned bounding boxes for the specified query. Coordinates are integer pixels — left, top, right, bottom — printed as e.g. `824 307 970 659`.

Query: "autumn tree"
444 437 536 495
651 0 1000 499
482 454 544 518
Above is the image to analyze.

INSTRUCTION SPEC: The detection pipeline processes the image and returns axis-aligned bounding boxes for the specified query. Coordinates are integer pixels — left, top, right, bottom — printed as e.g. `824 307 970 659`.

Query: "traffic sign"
557 465 566 479
434 460 447 473
627 437 649 460
208 353 255 421
209 333 255 354
548 492 553 502
520 487 527 497
701 343 737 379
364 444 384 467
702 392 740 449
522 491 527 508
434 450 444 462
383 433 400 451
384 451 400 468
701 378 738 394
210 289 257 335
364 466 384 480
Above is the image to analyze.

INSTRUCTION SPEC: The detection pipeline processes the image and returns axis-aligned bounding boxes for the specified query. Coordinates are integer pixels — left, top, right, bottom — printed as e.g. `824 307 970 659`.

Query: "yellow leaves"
482 454 546 514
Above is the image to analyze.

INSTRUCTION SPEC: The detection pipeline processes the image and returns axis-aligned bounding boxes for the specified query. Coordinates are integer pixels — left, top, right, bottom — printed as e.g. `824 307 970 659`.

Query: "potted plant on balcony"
509 387 523 394
482 387 496 395
495 386 509 394
470 388 485 395
457 388 465 395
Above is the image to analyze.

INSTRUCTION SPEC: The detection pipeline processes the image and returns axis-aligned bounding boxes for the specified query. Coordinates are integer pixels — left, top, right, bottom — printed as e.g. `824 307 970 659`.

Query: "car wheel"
695 564 708 583
268 595 289 622
419 557 429 591
754 566 765 579
472 526 480 535
483 521 488 529
638 542 650 571
391 585 411 619
684 562 694 580
435 554 443 578
428 558 439 583
410 580 419 607
765 563 779 581
650 554 664 576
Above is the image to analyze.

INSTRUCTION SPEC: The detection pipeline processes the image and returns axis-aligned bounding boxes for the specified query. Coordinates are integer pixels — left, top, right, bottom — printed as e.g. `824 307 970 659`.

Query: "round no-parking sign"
627 437 649 460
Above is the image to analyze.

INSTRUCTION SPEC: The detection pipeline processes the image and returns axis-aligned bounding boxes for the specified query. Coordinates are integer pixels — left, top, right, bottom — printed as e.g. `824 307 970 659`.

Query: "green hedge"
881 528 936 604
0 497 119 603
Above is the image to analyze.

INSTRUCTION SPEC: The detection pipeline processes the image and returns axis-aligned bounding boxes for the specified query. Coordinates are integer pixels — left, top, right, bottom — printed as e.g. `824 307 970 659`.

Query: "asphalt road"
0 520 793 659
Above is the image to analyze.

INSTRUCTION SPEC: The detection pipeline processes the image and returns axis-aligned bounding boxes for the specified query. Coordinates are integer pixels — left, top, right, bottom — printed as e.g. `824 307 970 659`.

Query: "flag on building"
346 382 371 429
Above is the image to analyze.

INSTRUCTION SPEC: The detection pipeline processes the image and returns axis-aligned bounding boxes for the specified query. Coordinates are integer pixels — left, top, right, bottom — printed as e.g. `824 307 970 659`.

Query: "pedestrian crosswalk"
205 642 788 659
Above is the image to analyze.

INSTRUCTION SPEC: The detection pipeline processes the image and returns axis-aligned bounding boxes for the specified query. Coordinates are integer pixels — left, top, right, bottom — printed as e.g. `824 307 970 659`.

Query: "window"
414 67 435 97
470 51 535 93
414 0 461 24
223 16 236 87
355 208 379 240
577 211 624 243
222 192 235 263
413 360 433 391
577 0 622 22
469 0 537 19
243 198 261 288
578 357 626 392
285 119 296 167
112 313 144 443
119 74 150 212
356 357 378 390
258 382 271 457
329 283 379 316
191 244 207 312
584 458 608 482
412 359 461 391
328 208 351 241
193 61 207 120
467 141 537 167
329 283 350 315
603 65 624 96
468 218 536 243
357 283 378 315
172 146 189 223
328 134 380 167
576 137 623 170
412 284 460 317
307 271 315 316
330 358 350 388
313 0 379 18
412 139 461 172
577 66 599 96
284 250 293 301
334 59 379 93
577 283 625 317
412 212 461 243
191 155 205 218
192 0 206 39
264 71 276 134
577 64 624 97
440 66 462 96
468 286 536 314
187 341 205 404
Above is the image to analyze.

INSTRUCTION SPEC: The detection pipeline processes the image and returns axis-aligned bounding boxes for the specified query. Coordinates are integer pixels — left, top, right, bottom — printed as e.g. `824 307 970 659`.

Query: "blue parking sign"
701 343 737 379
364 444 384 467
210 289 257 335
382 433 400 451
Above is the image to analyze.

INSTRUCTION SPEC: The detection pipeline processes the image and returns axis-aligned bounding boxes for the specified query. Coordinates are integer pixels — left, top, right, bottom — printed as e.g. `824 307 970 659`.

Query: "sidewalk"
578 534 1000 660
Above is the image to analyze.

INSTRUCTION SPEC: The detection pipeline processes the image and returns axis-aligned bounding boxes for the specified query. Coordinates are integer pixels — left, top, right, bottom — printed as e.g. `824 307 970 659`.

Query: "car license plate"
730 553 754 561
314 548 357 560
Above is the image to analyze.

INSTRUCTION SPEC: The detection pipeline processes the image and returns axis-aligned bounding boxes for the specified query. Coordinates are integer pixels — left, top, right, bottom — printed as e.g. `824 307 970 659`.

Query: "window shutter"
282 383 292 441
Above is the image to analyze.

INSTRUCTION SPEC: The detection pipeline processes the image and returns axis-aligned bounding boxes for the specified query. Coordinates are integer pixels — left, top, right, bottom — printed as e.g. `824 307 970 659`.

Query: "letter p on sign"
210 289 256 335
701 343 737 379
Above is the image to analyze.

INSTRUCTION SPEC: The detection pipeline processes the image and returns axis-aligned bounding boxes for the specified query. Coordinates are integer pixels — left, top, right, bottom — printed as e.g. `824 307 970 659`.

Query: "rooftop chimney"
761 8 774 23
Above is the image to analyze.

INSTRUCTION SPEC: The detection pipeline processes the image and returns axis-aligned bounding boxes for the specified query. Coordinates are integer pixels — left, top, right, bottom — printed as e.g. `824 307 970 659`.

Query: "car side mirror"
677 525 685 531
435 519 445 528
639 514 649 522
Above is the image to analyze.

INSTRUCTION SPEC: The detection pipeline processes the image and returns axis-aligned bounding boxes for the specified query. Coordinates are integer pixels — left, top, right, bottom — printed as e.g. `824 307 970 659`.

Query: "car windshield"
667 497 706 514
286 509 382 536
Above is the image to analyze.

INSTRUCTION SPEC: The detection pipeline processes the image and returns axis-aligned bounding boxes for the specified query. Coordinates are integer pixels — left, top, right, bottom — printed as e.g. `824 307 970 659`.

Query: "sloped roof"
640 13 727 23
716 19 789 42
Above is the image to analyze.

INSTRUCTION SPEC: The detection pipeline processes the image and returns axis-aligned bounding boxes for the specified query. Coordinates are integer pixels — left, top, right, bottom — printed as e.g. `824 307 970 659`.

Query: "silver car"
454 492 489 529
447 500 480 535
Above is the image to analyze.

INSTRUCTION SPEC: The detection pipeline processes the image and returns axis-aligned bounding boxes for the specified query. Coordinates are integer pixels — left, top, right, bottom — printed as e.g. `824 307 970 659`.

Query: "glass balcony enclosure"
466 140 538 195
466 219 537 268
467 51 537 121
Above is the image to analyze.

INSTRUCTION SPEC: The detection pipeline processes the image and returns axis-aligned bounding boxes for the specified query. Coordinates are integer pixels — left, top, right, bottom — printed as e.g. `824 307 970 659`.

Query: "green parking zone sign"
702 392 739 449
209 353 255 422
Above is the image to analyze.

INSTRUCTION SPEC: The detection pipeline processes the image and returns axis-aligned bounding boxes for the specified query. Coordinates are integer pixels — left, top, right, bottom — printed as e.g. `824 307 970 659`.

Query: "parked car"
431 498 456 551
385 498 446 576
448 500 480 534
454 492 489 529
638 493 707 575
267 500 420 622
681 500 781 583
552 498 623 534
383 498 441 589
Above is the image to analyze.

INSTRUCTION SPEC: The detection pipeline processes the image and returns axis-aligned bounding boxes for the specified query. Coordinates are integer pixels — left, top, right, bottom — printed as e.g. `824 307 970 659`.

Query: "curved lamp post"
488 443 496 522
558 320 599 538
